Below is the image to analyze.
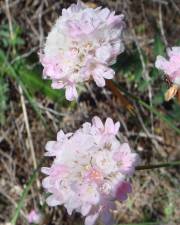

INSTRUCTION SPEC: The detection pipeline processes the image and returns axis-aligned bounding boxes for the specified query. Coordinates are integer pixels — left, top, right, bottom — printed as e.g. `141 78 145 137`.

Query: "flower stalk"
136 160 180 170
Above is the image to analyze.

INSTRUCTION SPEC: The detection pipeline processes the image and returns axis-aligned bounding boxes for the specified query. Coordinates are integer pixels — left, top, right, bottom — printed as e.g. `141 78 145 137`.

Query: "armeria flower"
42 116 140 225
40 1 125 101
27 210 42 224
155 47 180 101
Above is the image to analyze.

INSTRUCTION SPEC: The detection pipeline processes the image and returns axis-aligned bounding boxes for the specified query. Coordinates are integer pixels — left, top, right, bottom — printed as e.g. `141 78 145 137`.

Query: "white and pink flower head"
42 116 140 225
40 1 125 101
155 47 180 101
155 47 180 85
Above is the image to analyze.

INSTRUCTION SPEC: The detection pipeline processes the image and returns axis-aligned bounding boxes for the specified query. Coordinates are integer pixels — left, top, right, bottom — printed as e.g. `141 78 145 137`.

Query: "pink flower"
155 47 180 85
42 116 140 225
27 210 42 224
39 1 125 101
115 181 132 201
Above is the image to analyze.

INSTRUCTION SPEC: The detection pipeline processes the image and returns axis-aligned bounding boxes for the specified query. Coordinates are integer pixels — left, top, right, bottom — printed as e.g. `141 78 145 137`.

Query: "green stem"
136 160 180 170
119 223 159 225
10 160 43 225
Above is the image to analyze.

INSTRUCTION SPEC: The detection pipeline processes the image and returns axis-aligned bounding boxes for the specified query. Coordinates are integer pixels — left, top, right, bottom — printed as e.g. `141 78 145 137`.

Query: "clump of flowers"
155 46 180 101
40 1 125 101
42 116 140 225
27 210 42 224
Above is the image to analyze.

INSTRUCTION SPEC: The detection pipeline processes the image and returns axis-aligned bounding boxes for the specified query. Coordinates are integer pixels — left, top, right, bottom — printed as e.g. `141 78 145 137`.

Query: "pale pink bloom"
27 210 42 224
42 116 140 225
40 1 125 101
155 47 180 85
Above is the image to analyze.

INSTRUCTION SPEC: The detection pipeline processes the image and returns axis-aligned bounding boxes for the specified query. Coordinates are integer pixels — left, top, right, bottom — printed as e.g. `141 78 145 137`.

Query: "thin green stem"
119 223 159 225
136 160 180 170
10 159 44 225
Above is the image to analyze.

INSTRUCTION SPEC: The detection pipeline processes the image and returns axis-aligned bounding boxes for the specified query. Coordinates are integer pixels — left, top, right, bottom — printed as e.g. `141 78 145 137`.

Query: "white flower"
42 117 140 225
40 1 125 101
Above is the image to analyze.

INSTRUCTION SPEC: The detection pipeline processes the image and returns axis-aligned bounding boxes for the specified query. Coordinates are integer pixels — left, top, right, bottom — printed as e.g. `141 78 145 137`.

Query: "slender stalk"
136 160 180 170
119 223 159 225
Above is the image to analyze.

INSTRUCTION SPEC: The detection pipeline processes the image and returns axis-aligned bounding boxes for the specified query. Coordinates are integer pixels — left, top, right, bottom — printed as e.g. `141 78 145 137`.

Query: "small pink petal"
155 56 168 70
65 85 78 101
45 141 56 152
105 118 115 134
81 203 92 216
85 213 99 225
114 122 120 134
92 116 104 130
51 81 64 89
98 8 110 20
96 45 112 63
27 210 42 224
115 181 132 201
102 67 115 79
46 194 63 206
93 73 106 87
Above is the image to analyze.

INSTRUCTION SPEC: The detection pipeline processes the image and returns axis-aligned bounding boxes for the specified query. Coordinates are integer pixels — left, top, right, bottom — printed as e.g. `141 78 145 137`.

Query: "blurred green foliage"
0 22 65 125
0 23 25 48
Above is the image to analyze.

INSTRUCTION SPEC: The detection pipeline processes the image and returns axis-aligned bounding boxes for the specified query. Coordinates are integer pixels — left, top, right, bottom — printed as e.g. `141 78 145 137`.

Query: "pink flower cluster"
40 1 124 101
42 117 140 225
27 210 42 224
155 47 180 85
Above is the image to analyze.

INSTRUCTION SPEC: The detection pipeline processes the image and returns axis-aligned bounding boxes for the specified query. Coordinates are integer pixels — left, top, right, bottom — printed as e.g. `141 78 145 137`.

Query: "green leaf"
153 35 165 57
16 62 65 102
0 50 46 125
0 49 65 103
